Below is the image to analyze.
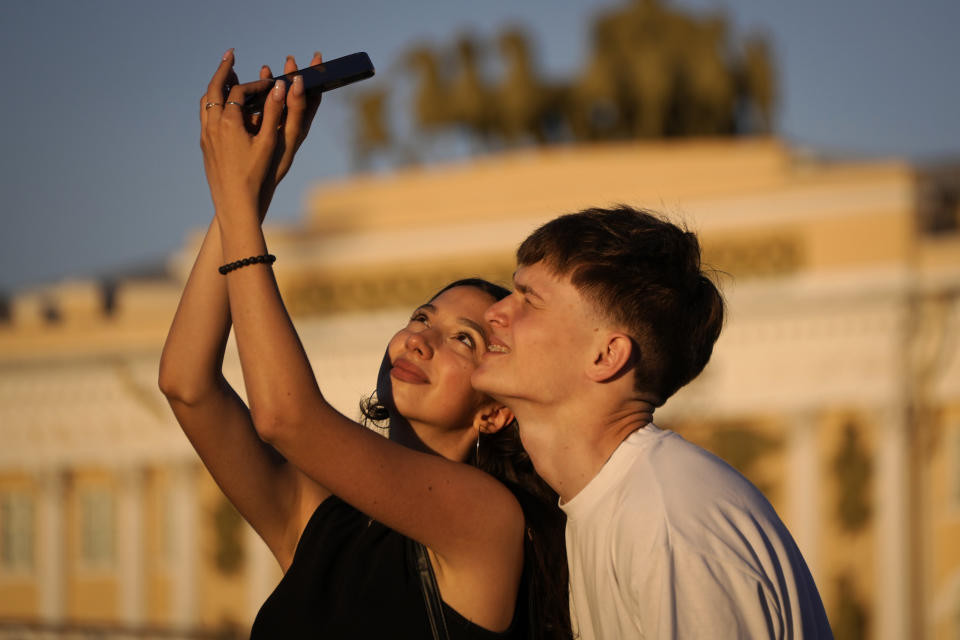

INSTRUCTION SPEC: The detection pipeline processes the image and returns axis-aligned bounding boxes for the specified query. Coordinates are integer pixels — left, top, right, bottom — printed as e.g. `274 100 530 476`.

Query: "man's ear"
473 402 516 434
587 332 635 383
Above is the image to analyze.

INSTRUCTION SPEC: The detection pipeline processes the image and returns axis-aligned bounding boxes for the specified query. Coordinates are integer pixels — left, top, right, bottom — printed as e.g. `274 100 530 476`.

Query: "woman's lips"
390 358 429 384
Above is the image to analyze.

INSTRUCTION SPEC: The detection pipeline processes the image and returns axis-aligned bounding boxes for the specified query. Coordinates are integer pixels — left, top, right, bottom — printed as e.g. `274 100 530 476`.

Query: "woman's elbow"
249 400 310 449
157 358 182 399
158 358 213 406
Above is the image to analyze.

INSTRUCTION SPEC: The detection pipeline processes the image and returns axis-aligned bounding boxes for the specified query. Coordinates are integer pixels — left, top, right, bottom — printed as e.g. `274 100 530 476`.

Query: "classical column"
874 405 910 640
169 462 198 629
117 467 145 625
787 410 821 582
38 469 66 622
245 524 278 626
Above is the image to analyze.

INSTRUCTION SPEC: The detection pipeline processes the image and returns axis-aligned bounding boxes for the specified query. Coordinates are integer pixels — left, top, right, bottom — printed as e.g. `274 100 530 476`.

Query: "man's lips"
485 336 510 355
390 358 429 384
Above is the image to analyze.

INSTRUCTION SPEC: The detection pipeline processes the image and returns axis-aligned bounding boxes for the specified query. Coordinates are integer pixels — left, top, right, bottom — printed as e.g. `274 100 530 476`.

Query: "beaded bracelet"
218 254 276 275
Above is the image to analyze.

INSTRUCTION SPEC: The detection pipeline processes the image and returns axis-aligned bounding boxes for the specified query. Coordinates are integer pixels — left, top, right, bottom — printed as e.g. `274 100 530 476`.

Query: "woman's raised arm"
159 217 321 569
205 71 524 567
158 50 326 570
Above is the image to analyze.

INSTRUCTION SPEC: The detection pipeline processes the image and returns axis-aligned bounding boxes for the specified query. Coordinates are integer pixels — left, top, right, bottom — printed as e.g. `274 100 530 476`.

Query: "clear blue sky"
1 0 957 293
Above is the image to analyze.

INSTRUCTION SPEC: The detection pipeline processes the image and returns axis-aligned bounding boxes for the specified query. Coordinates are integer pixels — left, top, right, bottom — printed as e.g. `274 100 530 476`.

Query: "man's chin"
470 365 498 395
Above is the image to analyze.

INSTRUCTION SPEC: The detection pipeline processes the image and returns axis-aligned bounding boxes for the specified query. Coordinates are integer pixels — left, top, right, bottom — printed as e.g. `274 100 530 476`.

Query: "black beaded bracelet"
218 253 276 275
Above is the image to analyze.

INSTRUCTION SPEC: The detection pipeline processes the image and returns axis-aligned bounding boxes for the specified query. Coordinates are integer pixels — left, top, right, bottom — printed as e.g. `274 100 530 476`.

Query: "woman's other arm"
158 51 325 570
205 71 524 602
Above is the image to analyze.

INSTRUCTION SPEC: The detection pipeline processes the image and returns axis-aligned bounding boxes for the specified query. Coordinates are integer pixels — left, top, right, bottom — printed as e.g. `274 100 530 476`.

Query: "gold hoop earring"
475 431 481 466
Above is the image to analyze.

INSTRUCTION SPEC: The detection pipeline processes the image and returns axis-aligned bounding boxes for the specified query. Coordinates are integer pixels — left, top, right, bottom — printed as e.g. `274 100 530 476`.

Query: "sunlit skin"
474 262 599 407
386 286 506 458
473 261 655 502
159 50 528 632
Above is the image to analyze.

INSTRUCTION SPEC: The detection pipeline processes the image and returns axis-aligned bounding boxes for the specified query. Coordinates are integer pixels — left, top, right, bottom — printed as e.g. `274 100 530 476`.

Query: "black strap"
411 539 450 640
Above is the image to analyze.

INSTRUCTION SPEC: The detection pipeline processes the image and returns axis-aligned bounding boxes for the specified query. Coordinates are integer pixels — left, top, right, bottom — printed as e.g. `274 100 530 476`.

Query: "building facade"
1 139 958 639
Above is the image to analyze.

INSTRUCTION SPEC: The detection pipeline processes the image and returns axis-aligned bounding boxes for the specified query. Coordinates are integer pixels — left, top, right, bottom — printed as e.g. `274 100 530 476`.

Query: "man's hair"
517 205 725 405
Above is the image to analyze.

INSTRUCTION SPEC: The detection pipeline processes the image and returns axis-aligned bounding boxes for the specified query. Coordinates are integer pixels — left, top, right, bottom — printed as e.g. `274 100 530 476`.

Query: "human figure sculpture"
495 28 545 145
740 33 777 134
671 15 736 136
361 0 779 159
568 17 623 141
611 0 675 138
351 88 392 171
494 27 570 145
406 44 454 155
447 34 497 148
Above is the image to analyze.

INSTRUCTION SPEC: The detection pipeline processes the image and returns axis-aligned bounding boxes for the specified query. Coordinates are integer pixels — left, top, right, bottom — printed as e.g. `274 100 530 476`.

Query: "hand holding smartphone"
243 51 375 113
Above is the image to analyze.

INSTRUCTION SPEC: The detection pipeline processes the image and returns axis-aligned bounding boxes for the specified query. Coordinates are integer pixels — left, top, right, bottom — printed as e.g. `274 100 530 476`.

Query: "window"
0 492 35 572
953 424 960 511
161 486 174 564
80 489 115 569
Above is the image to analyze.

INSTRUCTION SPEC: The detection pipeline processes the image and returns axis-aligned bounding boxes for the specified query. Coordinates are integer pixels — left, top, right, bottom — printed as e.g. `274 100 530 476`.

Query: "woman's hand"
200 50 323 222
255 53 323 212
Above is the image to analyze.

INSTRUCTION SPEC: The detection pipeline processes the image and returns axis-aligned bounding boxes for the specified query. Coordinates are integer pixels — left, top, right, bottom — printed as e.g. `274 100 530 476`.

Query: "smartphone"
243 51 375 112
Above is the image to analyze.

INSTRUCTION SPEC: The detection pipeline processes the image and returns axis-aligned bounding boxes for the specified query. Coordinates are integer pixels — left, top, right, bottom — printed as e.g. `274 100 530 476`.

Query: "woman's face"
386 286 497 432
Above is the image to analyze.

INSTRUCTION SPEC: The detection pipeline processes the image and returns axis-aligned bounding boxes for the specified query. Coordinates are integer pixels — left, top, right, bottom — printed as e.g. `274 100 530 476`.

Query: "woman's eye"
410 312 428 324
454 332 476 349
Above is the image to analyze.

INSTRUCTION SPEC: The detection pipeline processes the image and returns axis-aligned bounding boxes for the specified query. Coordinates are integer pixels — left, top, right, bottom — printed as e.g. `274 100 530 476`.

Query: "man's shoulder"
570 424 778 532
611 426 783 538
627 426 763 497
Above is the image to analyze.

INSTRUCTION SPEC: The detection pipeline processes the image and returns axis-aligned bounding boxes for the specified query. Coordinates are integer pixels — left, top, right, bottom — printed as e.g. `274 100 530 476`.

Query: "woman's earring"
475 430 481 466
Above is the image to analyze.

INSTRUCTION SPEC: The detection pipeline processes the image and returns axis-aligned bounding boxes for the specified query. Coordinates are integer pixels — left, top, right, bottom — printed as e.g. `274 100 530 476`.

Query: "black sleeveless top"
250 496 527 639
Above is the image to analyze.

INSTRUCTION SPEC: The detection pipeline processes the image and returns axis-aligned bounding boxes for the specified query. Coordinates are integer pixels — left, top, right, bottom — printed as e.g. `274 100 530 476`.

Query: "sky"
1 0 957 294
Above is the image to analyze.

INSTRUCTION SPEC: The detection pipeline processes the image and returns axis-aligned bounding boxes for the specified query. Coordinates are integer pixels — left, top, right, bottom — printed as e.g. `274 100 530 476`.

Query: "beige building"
1 138 958 639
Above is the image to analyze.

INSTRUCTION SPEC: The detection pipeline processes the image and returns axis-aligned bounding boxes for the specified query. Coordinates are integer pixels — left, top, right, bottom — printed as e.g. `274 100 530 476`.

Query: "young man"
473 206 832 639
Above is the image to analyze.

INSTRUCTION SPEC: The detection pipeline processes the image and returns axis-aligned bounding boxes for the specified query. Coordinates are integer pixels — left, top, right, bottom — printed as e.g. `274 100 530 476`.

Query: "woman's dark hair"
478 423 571 640
360 278 572 640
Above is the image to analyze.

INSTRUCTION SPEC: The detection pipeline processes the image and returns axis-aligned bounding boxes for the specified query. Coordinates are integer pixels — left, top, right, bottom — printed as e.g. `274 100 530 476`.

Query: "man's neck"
512 396 654 503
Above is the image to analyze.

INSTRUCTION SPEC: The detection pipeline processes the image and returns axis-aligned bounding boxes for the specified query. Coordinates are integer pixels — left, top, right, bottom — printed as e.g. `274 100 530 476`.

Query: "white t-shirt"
560 425 832 639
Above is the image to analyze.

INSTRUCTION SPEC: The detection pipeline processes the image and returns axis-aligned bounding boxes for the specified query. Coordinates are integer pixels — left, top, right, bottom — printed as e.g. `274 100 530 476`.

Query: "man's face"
472 261 600 405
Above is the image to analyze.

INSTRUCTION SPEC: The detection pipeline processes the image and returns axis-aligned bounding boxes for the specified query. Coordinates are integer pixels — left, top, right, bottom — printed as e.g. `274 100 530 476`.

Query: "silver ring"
204 102 222 110
225 101 245 108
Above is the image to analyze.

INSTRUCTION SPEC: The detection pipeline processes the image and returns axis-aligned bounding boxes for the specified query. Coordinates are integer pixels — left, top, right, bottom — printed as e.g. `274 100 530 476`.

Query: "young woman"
158 50 570 639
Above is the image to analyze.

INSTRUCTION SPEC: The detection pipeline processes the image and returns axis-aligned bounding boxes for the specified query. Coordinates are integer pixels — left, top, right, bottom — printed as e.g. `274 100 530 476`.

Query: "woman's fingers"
200 50 321 201
305 51 323 112
246 67 271 129
202 48 235 120
301 52 324 131
221 78 275 126
257 79 288 142
282 52 322 151
218 77 286 157
225 68 239 94
284 71 307 139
